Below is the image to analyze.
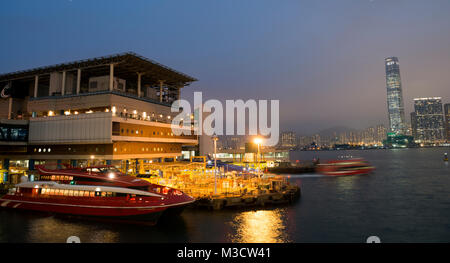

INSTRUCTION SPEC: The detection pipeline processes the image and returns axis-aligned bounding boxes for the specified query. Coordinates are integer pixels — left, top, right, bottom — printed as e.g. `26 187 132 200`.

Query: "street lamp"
253 137 263 178
212 134 219 195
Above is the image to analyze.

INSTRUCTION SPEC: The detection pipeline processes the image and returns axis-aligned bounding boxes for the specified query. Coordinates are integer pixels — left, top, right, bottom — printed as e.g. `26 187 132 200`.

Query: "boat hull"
319 167 375 176
0 195 189 224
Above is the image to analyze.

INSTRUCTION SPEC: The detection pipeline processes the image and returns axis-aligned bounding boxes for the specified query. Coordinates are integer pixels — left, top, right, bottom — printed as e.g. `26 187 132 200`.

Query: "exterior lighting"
253 137 263 177
48 111 54 116
74 111 79 115
105 108 110 112
212 134 219 195
143 112 147 119
95 187 101 192
111 106 117 115
133 110 137 115
86 110 93 114
167 116 171 119
90 155 95 159
64 111 71 115
108 173 115 179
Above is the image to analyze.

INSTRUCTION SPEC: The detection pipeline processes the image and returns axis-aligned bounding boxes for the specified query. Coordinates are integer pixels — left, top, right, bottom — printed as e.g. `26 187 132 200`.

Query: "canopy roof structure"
0 52 197 86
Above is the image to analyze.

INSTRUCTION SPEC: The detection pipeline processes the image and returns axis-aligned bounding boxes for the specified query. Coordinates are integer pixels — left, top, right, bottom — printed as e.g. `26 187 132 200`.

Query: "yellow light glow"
254 138 263 144
48 111 54 116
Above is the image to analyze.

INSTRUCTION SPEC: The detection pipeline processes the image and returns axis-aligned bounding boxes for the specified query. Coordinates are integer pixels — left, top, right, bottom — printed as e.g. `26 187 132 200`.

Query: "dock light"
108 172 115 179
253 137 263 177
253 138 263 145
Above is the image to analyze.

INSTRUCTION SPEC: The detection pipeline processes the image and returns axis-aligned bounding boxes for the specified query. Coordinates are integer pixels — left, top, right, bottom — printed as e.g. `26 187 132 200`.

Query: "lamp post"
212 134 219 195
253 137 263 178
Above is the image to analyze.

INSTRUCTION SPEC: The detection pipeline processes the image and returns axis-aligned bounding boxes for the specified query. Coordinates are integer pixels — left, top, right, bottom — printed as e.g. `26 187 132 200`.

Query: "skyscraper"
445 103 450 141
410 112 417 140
413 97 445 144
385 57 406 134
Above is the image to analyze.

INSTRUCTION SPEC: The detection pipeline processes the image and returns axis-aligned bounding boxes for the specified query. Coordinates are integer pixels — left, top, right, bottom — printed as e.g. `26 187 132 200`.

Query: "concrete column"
109 64 114 91
159 80 164 102
76 69 81 94
61 71 66 96
34 75 39 98
7 97 12 120
137 73 142 97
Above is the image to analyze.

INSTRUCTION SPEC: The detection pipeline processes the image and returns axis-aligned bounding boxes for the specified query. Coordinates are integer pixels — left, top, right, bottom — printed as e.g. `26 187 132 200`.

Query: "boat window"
101 192 107 197
95 191 101 197
68 190 74 196
63 189 69 196
89 191 95 197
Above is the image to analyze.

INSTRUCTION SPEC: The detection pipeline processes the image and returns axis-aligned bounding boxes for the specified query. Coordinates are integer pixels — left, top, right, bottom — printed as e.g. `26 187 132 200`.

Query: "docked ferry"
316 159 375 176
0 165 195 224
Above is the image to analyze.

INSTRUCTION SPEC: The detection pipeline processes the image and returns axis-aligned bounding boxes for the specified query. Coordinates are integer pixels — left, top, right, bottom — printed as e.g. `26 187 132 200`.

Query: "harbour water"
1 148 449 243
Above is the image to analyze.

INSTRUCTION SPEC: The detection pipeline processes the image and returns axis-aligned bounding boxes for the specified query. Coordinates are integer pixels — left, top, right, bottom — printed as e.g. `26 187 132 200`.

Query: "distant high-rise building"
410 112 417 140
280 131 297 148
385 57 406 134
413 97 445 144
445 103 450 141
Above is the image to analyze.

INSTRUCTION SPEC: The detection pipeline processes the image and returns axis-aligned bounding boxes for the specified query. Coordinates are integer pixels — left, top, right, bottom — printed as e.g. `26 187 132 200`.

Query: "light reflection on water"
25 216 119 243
229 208 290 243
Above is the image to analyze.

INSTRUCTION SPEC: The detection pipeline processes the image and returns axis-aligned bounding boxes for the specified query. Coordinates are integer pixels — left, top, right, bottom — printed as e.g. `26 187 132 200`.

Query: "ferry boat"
316 159 375 176
0 165 195 224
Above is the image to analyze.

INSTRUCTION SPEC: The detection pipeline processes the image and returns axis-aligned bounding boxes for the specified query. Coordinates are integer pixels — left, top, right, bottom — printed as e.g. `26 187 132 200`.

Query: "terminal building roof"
0 52 197 86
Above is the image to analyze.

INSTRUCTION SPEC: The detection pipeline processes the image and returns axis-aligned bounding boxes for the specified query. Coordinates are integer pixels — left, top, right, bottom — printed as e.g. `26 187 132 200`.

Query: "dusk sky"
1 0 450 134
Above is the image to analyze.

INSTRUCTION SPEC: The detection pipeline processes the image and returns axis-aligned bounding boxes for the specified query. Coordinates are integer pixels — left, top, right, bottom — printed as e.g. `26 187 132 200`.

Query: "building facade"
0 52 198 173
445 103 450 141
385 57 406 134
413 97 445 145
280 131 297 149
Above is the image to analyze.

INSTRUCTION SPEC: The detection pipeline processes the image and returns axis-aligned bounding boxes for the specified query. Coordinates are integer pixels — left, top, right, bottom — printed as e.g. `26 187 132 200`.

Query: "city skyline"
2 1 450 135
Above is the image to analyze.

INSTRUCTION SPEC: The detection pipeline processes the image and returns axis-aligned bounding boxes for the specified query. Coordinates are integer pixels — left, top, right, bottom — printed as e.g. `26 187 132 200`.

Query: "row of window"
39 188 114 197
113 147 175 153
40 175 74 181
119 128 174 137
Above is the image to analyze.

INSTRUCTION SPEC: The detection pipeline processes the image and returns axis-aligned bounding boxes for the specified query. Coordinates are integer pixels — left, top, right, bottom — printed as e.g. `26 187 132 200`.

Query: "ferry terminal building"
0 52 198 180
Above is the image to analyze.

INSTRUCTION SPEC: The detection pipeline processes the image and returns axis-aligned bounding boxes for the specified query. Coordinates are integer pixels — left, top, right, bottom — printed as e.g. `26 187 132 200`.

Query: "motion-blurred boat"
316 159 375 176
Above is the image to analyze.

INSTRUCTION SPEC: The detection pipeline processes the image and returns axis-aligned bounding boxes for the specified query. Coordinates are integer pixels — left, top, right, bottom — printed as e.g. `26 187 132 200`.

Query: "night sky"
1 0 450 134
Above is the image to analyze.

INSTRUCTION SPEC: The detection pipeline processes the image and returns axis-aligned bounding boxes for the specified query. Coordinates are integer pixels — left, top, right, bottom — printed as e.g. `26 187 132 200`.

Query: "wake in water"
285 174 325 178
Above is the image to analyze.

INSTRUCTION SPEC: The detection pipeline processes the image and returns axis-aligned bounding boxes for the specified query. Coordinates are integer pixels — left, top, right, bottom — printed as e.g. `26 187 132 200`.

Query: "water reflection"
229 208 290 243
26 216 119 243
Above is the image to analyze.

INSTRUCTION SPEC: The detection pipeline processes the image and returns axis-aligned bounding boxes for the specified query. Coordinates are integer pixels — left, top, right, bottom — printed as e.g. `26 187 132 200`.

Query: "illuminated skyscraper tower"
385 57 406 134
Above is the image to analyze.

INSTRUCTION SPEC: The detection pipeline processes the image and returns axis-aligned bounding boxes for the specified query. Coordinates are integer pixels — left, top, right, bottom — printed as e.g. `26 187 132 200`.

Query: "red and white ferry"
0 165 195 224
316 158 375 176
